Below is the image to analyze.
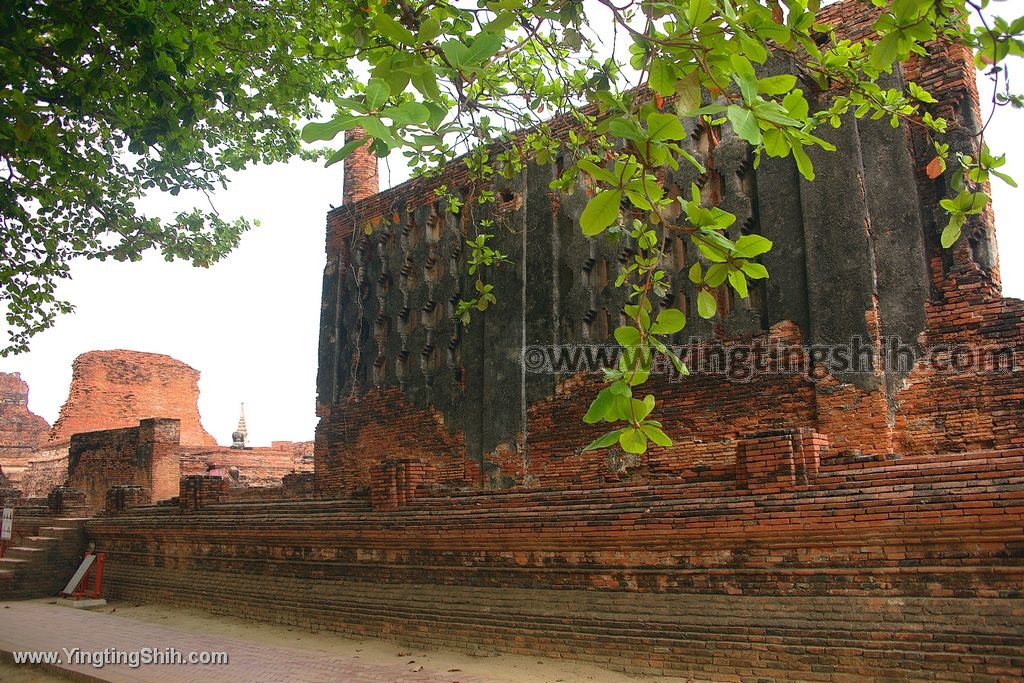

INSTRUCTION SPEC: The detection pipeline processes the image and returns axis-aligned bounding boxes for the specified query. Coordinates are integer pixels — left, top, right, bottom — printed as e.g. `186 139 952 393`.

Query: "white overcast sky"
2 73 1022 447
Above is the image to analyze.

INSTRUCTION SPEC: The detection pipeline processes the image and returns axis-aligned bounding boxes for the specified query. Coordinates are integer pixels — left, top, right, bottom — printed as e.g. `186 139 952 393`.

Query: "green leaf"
675 71 702 114
667 350 688 375
640 423 672 447
584 388 616 424
940 214 965 248
686 0 713 27
693 233 731 262
647 112 687 141
365 79 391 110
697 289 717 319
384 101 431 126
633 395 656 421
577 159 618 185
580 190 622 236
740 262 769 279
301 114 364 143
583 428 626 451
730 54 758 103
412 70 443 102
762 128 791 157
614 326 642 347
705 263 729 287
782 90 809 120
465 32 504 65
423 102 448 129
608 117 644 141
418 16 442 43
324 136 368 168
648 58 677 96
907 81 937 103
619 428 648 454
374 12 416 45
651 308 686 335
733 234 773 257
728 269 749 298
608 380 631 397
758 74 797 95
870 33 900 71
688 262 703 284
371 55 411 95
791 142 815 180
727 105 761 145
440 40 470 69
484 11 516 33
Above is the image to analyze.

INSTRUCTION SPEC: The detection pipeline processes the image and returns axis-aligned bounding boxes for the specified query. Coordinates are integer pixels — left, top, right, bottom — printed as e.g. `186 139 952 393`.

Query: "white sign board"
1 507 12 540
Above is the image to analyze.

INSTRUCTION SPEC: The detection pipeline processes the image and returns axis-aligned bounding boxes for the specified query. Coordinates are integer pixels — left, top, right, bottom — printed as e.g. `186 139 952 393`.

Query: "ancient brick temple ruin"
3 1 1024 679
0 350 313 514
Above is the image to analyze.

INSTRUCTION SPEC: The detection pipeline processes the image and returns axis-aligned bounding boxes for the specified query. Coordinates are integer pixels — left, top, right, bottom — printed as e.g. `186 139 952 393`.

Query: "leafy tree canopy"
1 0 354 354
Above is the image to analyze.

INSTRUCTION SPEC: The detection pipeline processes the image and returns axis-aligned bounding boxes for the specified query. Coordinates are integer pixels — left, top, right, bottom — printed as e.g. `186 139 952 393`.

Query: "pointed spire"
230 403 248 449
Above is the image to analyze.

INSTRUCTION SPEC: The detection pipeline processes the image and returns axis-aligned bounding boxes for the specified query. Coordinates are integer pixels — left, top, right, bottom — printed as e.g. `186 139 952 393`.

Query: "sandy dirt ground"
0 600 701 682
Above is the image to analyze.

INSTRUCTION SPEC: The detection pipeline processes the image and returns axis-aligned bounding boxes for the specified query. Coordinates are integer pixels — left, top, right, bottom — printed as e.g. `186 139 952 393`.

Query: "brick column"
179 475 228 512
370 459 430 511
736 429 828 492
105 485 149 513
342 127 379 205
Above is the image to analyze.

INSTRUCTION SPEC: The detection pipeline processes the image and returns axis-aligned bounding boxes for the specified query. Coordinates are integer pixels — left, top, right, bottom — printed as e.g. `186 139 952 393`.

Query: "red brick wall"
15 445 69 499
49 350 216 447
66 418 182 514
180 442 313 487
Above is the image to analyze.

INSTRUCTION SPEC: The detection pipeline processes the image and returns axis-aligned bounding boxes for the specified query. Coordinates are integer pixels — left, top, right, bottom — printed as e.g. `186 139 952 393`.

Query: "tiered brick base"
88 448 1024 680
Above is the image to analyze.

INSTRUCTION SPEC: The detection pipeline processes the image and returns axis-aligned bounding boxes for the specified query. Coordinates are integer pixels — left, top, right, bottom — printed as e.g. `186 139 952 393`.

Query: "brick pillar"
370 459 430 511
47 485 87 515
736 429 827 492
793 428 827 482
138 418 182 503
179 475 228 512
342 127 379 205
105 485 149 513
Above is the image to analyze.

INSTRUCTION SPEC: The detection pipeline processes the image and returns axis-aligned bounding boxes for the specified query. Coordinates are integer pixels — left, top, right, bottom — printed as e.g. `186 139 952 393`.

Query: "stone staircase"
0 518 89 599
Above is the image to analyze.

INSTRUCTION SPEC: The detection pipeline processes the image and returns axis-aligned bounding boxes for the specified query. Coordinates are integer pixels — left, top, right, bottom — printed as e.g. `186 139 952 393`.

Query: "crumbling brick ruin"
0 372 50 494
49 349 218 449
0 351 313 513
3 2 1023 679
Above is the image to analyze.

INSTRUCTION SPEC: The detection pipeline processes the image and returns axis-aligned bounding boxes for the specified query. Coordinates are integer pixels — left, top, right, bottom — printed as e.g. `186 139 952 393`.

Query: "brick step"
407 479 1024 518
111 568 1023 637
25 536 59 543
90 466 1024 530
5 546 47 560
108 573 1024 679
165 480 1024 521
0 517 88 600
103 545 1024 581
138 507 1024 543
136 589 1024 666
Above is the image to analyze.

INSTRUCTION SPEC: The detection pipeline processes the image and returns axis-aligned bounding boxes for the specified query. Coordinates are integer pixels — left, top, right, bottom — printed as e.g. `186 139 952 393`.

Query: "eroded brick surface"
49 350 216 447
0 372 50 491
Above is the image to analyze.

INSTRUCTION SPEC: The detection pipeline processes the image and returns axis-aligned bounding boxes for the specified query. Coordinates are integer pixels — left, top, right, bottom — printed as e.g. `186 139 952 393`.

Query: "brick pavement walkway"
0 601 511 683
